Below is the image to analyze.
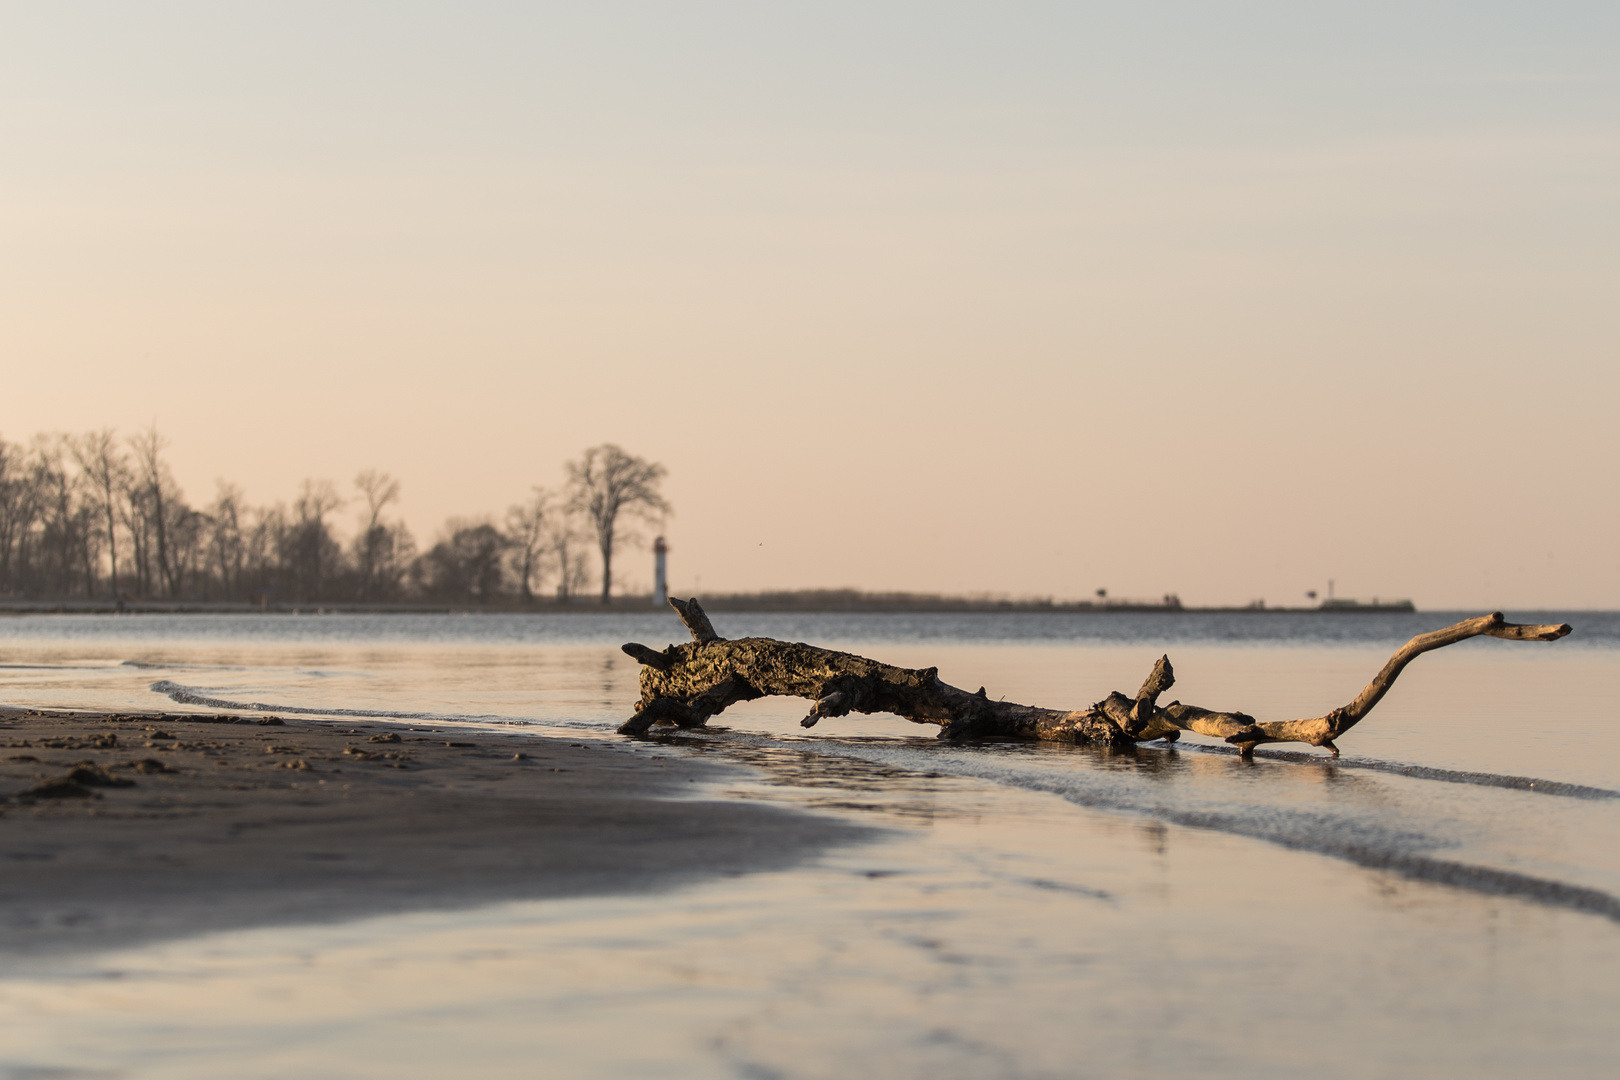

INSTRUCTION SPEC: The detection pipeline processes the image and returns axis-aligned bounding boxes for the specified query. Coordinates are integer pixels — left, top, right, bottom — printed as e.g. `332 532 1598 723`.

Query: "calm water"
1 609 1617 1078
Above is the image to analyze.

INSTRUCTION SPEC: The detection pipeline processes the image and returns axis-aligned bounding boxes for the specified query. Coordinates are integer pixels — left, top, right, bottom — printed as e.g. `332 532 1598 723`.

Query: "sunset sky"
4 2 1615 608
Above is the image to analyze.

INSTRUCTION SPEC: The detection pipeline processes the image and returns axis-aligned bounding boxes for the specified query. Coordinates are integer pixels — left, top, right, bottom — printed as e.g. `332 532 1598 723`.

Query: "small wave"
141 676 1620 924
1273 833 1620 922
665 728 1620 924
147 679 527 726
1181 744 1620 801
1114 801 1620 923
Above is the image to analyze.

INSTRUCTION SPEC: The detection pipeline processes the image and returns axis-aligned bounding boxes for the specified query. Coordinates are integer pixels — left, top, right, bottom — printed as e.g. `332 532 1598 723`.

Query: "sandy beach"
0 707 873 957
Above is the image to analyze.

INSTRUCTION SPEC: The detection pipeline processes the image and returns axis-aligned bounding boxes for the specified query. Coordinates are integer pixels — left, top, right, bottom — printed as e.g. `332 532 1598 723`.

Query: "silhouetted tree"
286 479 344 602
241 503 283 605
0 427 674 608
565 444 670 604
505 488 551 604
353 470 403 602
72 429 129 599
207 483 246 599
169 504 208 598
0 436 30 593
120 478 152 597
547 509 591 602
418 520 511 603
129 425 181 598
33 436 84 595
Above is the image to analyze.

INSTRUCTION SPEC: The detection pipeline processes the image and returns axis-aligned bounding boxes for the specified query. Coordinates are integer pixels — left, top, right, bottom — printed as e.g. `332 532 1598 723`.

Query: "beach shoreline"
0 707 874 958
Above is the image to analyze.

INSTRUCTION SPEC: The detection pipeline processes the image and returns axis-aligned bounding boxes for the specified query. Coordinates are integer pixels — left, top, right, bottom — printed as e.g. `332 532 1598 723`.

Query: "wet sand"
0 708 874 957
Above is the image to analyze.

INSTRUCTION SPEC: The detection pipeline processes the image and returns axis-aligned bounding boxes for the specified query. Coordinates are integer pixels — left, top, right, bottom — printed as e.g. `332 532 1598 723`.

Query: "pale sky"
3 2 1616 608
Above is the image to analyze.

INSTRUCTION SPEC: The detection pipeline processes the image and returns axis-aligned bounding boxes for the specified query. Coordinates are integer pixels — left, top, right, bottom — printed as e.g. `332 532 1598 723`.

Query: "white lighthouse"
653 536 668 607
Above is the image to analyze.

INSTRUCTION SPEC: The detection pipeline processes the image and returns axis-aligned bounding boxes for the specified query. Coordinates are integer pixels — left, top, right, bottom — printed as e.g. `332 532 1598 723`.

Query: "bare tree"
120 485 150 596
12 455 46 594
0 436 30 593
505 488 551 604
31 435 81 595
208 482 246 599
129 425 180 598
169 504 209 599
353 470 402 602
417 518 512 603
565 444 671 604
289 479 344 602
72 429 129 599
372 522 415 602
243 502 285 606
0 442 53 596
547 509 592 602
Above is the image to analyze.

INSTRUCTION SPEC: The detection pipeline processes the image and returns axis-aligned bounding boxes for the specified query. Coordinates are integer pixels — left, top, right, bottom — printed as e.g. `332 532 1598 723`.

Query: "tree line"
0 429 670 607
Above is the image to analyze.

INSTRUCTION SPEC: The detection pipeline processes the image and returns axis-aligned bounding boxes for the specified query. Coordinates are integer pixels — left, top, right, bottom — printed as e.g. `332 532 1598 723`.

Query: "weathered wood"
668 596 721 643
620 642 674 671
1128 654 1174 735
619 602 1571 756
1227 611 1570 756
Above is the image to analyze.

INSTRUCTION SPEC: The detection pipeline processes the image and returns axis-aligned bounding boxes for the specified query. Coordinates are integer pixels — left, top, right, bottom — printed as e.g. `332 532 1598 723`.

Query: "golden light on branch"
621 603 1571 758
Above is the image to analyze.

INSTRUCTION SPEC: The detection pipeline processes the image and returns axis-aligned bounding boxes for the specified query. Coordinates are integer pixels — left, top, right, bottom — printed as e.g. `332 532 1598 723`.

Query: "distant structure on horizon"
653 536 668 607
1307 579 1414 612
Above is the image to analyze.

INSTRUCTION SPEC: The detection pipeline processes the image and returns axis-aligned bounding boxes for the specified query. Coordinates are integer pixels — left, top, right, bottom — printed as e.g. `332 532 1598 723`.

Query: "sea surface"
1 609 1617 1079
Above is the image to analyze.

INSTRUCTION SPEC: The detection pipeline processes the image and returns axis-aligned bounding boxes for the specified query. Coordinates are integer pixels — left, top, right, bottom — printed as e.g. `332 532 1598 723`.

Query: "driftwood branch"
1228 612 1571 755
620 601 1571 757
668 596 720 643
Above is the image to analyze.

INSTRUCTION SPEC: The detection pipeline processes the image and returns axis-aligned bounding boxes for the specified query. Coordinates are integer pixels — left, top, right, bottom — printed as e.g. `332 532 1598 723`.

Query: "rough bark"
620 600 1571 756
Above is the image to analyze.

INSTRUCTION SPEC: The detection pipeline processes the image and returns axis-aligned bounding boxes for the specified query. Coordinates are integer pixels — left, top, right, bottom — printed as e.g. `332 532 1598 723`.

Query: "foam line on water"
148 679 527 727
